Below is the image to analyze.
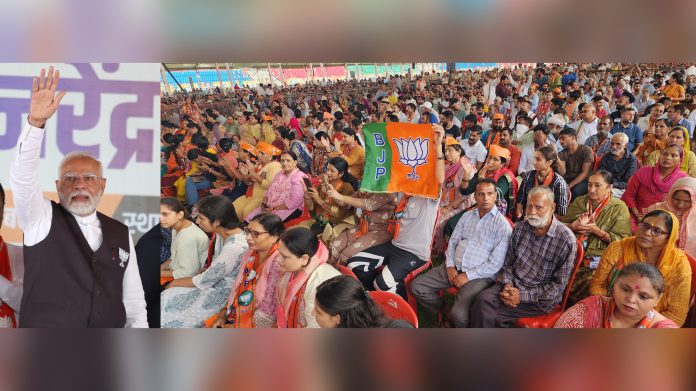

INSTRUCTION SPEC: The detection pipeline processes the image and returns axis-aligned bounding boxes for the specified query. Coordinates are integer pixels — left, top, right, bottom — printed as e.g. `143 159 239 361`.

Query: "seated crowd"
159 63 696 328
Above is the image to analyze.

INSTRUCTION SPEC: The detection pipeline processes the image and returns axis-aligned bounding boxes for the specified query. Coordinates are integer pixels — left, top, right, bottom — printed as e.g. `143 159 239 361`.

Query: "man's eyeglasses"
638 222 668 237
244 227 268 238
60 173 100 186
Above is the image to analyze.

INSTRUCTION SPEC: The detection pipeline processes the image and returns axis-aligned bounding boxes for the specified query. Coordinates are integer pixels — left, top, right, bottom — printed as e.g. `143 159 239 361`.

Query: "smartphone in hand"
303 177 314 190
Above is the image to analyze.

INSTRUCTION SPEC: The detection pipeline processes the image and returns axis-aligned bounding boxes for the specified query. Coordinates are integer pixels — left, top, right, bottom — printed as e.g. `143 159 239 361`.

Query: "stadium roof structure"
164 63 349 71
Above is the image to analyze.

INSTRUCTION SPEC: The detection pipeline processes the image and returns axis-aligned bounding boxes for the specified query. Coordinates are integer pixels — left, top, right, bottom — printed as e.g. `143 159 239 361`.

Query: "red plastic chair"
284 207 312 228
335 264 359 281
516 239 584 328
369 291 418 328
404 260 432 312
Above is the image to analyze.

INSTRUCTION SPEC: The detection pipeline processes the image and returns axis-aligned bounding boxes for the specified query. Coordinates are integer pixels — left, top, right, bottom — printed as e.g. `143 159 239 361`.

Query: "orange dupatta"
276 242 329 328
387 195 411 240
226 243 279 328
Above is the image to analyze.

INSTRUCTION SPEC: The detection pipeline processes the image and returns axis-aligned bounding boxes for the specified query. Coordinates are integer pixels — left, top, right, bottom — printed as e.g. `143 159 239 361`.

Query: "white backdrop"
0 63 160 244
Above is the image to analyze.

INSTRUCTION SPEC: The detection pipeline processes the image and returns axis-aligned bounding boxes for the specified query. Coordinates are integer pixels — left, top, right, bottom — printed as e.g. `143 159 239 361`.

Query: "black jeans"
347 242 425 299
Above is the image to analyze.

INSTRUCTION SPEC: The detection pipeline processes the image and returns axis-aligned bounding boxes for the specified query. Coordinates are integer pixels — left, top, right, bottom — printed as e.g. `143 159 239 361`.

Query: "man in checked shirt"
470 186 577 328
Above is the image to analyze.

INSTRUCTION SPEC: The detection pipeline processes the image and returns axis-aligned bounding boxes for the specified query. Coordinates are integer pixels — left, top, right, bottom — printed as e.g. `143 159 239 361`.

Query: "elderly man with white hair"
597 133 637 198
470 186 577 328
9 66 148 328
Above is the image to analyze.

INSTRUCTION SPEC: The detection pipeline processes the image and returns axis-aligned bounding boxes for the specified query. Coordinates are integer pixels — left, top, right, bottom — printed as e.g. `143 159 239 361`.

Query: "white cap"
548 114 566 127
419 102 433 111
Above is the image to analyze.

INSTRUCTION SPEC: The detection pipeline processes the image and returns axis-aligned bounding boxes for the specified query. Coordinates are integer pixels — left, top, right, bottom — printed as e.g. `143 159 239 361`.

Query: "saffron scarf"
275 242 329 328
226 244 280 328
387 194 412 240
603 298 655 329
486 166 519 215
534 168 555 187
0 237 16 328
355 192 371 239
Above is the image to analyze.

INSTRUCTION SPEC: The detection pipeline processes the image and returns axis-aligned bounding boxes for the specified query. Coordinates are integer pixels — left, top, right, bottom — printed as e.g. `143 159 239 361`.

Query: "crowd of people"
159 63 696 328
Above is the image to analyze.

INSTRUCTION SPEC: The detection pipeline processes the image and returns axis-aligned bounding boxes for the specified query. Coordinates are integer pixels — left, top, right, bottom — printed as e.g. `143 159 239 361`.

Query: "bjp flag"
360 123 439 199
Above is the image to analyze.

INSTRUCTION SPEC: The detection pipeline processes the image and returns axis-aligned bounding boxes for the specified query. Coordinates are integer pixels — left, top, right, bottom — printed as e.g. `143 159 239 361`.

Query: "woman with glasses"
590 210 691 326
646 177 696 259
211 213 285 328
555 263 678 328
161 196 248 328
621 143 688 231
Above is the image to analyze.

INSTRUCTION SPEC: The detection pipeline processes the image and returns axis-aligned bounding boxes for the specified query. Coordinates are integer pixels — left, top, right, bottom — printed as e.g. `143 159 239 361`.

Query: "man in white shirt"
570 103 599 145
9 66 148 328
460 125 488 170
637 103 665 132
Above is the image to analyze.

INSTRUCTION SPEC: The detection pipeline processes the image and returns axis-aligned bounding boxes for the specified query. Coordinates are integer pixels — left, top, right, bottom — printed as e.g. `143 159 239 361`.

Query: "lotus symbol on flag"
393 137 429 180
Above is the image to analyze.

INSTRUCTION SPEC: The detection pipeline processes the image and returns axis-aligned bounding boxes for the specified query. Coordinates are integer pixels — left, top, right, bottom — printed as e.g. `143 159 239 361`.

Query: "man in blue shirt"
411 179 512 327
610 107 643 154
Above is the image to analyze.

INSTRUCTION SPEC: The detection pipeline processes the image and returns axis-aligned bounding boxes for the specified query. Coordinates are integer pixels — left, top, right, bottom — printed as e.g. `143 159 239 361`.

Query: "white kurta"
161 232 248 328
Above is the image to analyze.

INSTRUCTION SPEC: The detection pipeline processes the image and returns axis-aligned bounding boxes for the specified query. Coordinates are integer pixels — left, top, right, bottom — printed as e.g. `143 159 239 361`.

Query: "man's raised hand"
28 66 67 128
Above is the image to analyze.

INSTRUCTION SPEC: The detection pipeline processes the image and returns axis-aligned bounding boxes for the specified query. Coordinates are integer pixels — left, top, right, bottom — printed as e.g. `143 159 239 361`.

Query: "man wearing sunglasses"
9 67 148 328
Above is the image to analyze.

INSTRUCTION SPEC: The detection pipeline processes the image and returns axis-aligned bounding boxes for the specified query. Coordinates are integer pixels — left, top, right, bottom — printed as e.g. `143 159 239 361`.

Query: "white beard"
526 214 551 228
59 190 102 216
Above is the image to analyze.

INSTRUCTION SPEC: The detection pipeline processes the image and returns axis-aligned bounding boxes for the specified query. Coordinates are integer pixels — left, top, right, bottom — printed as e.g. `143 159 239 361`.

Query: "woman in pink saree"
621 144 688 230
245 151 307 223
432 137 476 255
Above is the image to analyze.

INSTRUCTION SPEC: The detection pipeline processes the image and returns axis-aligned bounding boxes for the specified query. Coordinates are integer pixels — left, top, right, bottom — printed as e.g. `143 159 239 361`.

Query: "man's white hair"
528 186 555 205
611 132 629 145
58 151 103 177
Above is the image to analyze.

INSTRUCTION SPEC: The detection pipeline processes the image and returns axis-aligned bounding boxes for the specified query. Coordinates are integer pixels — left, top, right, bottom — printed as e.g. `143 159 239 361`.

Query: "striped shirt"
445 207 512 280
499 218 577 312
516 171 571 216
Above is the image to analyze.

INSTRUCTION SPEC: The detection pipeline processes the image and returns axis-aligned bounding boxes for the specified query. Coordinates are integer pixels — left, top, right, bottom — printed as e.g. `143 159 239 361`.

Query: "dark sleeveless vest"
19 201 130 328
